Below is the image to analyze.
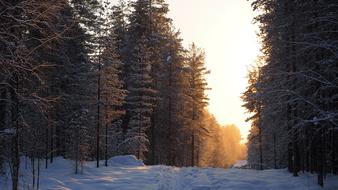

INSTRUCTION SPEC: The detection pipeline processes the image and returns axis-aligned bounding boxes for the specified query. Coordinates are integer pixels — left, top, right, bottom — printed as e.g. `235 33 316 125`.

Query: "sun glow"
167 0 260 142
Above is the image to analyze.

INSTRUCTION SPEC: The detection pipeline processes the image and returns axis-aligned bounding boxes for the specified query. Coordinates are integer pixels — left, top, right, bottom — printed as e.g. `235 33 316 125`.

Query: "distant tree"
198 112 246 168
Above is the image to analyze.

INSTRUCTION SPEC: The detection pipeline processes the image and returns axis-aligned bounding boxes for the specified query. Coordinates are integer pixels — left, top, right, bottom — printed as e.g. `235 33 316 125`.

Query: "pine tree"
120 36 156 160
70 0 104 168
185 43 210 166
246 0 338 186
66 109 90 174
100 1 127 166
152 31 188 166
110 0 129 60
46 1 94 166
120 0 156 160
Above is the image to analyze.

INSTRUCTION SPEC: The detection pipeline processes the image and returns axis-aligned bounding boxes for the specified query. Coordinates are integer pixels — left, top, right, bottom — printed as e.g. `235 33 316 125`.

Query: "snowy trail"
1 156 338 190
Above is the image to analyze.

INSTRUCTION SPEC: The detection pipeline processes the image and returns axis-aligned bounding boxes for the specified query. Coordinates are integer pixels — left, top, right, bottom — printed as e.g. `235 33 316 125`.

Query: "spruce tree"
100 1 127 166
121 36 156 160
185 43 210 166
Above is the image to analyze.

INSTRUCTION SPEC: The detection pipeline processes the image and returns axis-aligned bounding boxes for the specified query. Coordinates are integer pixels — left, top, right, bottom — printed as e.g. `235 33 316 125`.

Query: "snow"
108 155 144 167
166 56 172 62
1 157 338 190
232 160 248 169
0 128 15 135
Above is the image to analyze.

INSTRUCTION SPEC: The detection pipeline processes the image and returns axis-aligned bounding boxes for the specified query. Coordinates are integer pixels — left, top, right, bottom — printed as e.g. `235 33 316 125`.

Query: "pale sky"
167 0 260 141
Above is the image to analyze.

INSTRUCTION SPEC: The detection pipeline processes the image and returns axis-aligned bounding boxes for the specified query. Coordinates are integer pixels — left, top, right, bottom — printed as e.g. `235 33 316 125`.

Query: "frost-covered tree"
185 43 210 166
100 2 127 166
66 109 90 174
245 0 338 186
0 0 70 189
152 31 188 166
120 36 156 160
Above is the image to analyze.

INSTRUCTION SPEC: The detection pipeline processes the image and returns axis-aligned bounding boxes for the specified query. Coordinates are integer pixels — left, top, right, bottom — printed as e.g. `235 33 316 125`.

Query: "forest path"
1 156 337 190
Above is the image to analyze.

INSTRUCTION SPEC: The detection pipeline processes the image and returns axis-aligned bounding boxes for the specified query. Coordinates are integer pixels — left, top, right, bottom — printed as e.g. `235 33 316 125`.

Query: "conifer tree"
120 0 156 160
0 0 68 188
245 0 338 186
152 31 187 165
120 36 156 160
99 1 127 165
185 43 210 166
66 109 90 174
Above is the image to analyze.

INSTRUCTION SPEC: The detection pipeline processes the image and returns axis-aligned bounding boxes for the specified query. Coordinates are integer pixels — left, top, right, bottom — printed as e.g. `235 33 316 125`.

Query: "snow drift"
108 155 144 167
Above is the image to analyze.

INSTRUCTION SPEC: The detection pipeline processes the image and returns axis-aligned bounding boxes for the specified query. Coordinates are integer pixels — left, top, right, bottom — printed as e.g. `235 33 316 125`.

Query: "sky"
167 0 260 141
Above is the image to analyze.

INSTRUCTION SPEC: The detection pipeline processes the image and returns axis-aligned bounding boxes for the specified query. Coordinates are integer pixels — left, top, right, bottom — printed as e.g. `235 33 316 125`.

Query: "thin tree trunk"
168 96 173 165
75 144 78 174
332 128 335 174
50 124 54 163
137 112 142 160
318 130 324 186
37 158 40 190
11 76 20 190
196 139 199 167
166 53 174 165
32 157 35 188
148 0 156 166
258 126 263 170
273 134 277 169
191 130 195 167
75 127 79 174
96 57 101 168
292 134 299 177
45 126 49 169
105 105 108 167
150 113 156 165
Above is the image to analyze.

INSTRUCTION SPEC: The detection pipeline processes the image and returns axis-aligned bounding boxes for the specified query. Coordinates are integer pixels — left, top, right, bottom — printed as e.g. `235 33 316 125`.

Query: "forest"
243 0 338 187
0 0 245 189
1 0 338 189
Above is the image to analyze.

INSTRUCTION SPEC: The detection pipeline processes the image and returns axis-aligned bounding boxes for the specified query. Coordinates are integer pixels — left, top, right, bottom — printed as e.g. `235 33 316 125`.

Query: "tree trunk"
150 113 156 165
32 157 35 188
37 158 40 190
191 131 195 167
105 107 108 167
258 126 263 170
273 134 277 169
50 124 54 163
11 77 20 190
318 131 324 186
45 126 49 169
96 59 101 168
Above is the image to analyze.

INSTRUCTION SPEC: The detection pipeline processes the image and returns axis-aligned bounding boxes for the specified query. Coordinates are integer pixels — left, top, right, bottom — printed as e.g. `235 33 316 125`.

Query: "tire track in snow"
156 166 213 190
156 166 181 190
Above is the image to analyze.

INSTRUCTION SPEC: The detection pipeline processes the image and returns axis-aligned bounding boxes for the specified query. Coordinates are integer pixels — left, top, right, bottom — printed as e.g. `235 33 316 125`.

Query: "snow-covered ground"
1 156 338 190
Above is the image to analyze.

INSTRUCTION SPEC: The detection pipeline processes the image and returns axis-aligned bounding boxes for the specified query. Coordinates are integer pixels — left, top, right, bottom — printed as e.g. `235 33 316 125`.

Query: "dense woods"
7 0 338 189
243 0 338 186
0 0 245 189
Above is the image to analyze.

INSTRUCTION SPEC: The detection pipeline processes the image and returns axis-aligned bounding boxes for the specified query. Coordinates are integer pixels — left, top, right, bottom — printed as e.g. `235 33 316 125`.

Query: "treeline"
243 0 338 186
0 0 227 189
199 113 246 168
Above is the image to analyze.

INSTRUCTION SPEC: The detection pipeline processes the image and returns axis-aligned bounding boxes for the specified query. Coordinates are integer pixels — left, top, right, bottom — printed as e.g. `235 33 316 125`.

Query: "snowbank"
108 155 144 167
